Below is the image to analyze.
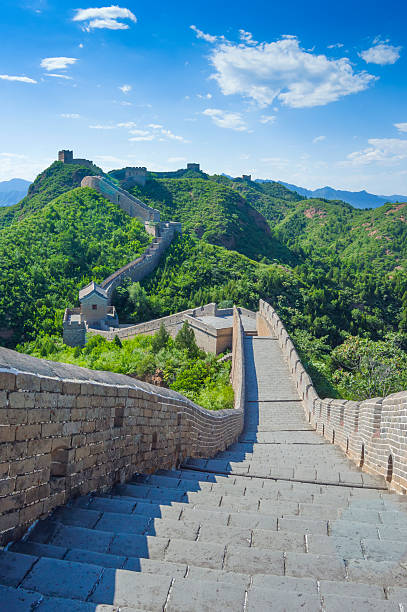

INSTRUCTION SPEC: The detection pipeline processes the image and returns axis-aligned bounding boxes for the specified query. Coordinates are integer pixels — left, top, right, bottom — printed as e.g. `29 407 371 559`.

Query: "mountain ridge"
0 178 31 206
255 179 407 209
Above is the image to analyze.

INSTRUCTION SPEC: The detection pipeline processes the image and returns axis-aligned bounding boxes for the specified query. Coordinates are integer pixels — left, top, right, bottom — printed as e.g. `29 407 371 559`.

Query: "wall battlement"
0 308 245 545
257 299 407 494
58 150 94 169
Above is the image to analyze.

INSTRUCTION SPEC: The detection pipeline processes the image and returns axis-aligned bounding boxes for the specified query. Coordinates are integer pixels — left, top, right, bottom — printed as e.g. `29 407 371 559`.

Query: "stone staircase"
2 332 407 610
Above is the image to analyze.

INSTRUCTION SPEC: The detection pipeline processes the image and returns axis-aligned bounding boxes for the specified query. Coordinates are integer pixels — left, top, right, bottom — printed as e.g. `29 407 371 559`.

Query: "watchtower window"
92 304 97 310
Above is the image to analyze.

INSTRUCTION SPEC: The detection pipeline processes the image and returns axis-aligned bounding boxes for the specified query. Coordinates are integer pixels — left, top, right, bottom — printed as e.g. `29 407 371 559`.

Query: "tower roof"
78 281 108 301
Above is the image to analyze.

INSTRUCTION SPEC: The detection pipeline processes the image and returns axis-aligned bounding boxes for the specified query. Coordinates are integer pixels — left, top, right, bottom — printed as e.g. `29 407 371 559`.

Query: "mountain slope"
129 177 295 263
0 161 102 229
0 187 151 346
0 178 31 206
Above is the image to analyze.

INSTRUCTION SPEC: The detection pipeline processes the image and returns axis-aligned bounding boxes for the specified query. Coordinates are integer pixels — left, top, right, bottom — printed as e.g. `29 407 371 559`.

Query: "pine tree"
175 321 199 357
151 322 170 353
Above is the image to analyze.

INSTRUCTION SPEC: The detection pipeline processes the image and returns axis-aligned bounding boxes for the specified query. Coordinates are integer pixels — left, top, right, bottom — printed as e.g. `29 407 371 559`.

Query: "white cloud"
259 115 276 124
89 124 116 129
45 73 73 80
148 123 163 129
129 129 150 136
190 25 218 43
313 135 326 143
204 33 375 108
239 30 257 45
73 6 137 31
119 84 131 93
344 138 407 166
197 93 212 99
327 43 344 49
0 74 37 83
129 134 155 142
60 113 81 119
359 43 401 65
203 108 248 131
41 57 77 71
117 121 137 128
395 122 407 133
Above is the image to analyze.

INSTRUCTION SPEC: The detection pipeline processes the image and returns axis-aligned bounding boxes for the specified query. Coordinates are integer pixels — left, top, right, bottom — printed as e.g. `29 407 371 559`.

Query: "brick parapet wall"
0 326 245 544
258 299 407 494
88 304 228 342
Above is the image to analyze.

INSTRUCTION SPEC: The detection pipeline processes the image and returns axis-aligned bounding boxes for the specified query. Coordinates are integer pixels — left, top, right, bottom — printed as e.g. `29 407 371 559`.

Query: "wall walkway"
2 303 407 610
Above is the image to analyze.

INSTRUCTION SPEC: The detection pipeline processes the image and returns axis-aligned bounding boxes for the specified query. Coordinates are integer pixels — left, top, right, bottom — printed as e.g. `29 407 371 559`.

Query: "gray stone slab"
165 539 225 569
0 551 38 587
95 512 150 535
0 585 42 611
180 507 230 526
10 541 67 560
251 574 318 592
186 565 250 588
229 511 277 531
89 568 171 608
110 533 168 559
224 546 284 575
246 587 322 611
124 557 187 576
319 579 385 599
22 557 101 600
285 552 346 580
279 517 328 535
378 525 407 540
75 496 136 514
146 518 198 540
387 585 407 600
258 500 299 516
307 534 364 559
64 548 126 568
347 558 407 586
322 594 398 611
166 577 246 612
50 525 113 553
38 596 116 611
329 520 379 540
198 524 252 547
361 538 407 562
251 529 305 552
52 507 101 529
133 501 182 520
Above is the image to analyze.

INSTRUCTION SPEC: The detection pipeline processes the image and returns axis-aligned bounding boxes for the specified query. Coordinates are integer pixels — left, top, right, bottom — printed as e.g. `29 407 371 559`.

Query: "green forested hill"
2 159 407 401
0 161 102 229
129 177 295 263
0 187 150 346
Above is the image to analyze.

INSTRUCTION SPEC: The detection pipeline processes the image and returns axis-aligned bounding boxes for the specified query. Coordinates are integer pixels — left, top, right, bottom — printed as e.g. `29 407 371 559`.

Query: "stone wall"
0 321 245 545
257 299 407 494
99 224 177 298
81 176 160 222
87 304 233 354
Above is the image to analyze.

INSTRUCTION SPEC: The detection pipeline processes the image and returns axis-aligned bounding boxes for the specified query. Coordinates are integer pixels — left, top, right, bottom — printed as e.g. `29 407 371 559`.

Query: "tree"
113 335 122 348
175 322 199 357
151 323 170 353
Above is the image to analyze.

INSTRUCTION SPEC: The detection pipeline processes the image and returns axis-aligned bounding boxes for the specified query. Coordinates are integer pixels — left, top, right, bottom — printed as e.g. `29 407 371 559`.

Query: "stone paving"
2 332 407 610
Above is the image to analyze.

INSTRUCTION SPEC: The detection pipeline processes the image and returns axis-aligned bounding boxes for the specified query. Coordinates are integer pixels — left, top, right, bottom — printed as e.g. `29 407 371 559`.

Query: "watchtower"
242 174 252 182
187 163 200 171
58 150 74 163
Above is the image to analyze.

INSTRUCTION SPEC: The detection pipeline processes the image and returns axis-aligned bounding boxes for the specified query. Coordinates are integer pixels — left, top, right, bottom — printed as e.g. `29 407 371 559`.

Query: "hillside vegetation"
0 187 150 346
0 161 101 229
130 177 294 263
1 159 407 401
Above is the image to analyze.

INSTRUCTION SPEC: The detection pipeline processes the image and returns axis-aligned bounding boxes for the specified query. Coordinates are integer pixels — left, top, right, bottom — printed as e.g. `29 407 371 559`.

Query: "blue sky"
1 0 406 194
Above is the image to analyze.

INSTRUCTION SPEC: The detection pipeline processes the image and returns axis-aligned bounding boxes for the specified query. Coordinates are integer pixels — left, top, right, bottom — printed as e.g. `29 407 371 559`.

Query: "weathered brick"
0 426 16 443
0 371 16 391
8 392 35 409
16 373 40 392
15 424 41 441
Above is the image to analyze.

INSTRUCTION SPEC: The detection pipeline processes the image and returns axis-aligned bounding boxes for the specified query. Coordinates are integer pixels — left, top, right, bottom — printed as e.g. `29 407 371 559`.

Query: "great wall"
1 153 407 610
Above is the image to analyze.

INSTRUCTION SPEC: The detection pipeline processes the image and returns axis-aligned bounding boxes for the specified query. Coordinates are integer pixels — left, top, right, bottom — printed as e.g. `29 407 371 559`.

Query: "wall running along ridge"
0 307 245 545
257 299 407 494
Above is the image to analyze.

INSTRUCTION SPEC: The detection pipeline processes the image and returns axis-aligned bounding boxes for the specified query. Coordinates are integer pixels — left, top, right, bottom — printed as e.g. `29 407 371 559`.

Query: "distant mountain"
255 179 407 209
0 178 31 206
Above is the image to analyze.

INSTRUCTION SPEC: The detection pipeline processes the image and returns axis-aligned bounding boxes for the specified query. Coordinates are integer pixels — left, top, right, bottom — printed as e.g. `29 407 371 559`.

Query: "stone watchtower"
242 174 252 182
187 163 200 171
58 150 74 163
